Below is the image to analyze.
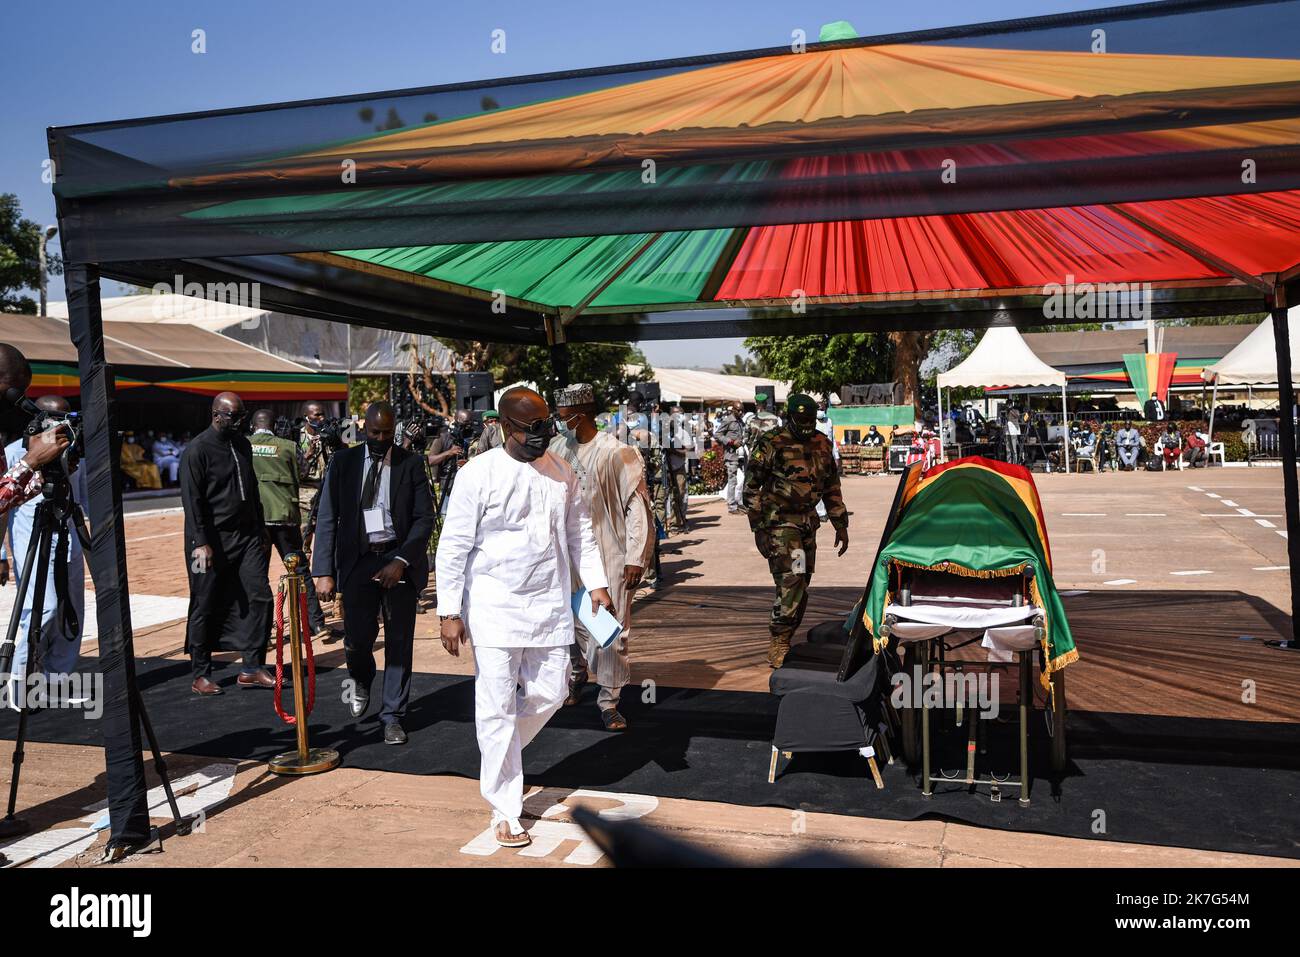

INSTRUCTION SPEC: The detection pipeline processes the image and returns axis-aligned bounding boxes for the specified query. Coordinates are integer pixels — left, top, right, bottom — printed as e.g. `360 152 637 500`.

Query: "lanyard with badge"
362 453 387 535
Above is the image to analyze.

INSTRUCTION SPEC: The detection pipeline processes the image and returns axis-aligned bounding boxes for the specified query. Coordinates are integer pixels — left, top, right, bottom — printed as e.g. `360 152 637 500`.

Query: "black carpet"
4 656 1298 859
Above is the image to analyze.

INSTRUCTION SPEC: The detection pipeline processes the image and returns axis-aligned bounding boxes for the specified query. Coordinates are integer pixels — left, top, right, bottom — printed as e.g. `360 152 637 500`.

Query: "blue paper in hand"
571 588 623 649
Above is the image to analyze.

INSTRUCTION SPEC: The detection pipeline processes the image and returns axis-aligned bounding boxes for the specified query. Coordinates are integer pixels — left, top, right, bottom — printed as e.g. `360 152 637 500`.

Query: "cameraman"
426 410 473 513
296 400 338 552
0 345 72 515
1 393 87 698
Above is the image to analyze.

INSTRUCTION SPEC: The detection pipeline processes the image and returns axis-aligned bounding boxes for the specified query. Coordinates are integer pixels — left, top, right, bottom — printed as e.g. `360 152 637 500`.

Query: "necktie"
362 454 381 511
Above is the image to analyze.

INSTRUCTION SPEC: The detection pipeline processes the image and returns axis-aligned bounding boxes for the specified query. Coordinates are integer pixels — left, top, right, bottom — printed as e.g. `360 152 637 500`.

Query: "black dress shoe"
349 689 370 719
383 722 407 746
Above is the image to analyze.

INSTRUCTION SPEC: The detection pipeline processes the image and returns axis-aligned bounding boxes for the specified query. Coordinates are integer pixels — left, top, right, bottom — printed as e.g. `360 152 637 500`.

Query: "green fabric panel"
862 466 1076 665
187 161 771 222
1122 353 1151 404
828 405 914 427
338 229 728 307
819 20 860 41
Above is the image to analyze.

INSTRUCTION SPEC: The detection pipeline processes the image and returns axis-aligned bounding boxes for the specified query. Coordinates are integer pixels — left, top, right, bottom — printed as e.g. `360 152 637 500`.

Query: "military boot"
767 633 792 668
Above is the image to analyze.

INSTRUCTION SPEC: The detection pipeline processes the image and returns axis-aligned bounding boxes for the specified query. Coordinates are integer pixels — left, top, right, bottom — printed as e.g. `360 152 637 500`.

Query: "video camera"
315 416 349 452
21 400 83 479
448 413 482 454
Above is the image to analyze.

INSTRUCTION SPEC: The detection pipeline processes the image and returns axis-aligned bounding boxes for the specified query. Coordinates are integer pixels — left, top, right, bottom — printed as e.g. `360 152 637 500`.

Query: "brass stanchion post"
269 554 340 775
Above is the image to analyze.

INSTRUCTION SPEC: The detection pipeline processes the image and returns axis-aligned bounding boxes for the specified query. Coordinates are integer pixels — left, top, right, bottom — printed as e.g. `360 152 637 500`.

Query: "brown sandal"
600 708 628 732
494 820 531 848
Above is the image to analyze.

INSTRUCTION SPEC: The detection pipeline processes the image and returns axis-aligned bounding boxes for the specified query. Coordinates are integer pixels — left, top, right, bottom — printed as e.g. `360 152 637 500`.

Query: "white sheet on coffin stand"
886 602 1041 662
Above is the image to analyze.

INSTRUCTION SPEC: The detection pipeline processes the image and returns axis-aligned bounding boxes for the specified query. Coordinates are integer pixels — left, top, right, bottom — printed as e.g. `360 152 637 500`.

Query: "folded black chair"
767 610 892 788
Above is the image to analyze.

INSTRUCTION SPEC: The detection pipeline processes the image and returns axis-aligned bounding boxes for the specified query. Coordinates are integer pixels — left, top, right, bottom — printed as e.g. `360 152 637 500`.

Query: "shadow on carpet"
3 656 1297 859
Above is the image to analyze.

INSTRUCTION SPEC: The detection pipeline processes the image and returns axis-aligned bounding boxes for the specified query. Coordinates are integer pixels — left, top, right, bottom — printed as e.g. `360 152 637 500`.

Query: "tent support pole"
941 387 951 465
1267 294 1300 650
545 315 569 390
1207 376 1219 461
1061 385 1070 473
65 264 154 849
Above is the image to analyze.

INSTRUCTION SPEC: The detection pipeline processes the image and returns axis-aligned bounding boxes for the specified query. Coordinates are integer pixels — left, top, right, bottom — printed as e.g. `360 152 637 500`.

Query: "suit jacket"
1144 398 1166 421
310 443 434 591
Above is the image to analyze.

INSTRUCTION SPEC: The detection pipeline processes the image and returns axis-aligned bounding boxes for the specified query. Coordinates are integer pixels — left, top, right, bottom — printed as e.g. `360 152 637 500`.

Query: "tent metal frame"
42 0 1300 855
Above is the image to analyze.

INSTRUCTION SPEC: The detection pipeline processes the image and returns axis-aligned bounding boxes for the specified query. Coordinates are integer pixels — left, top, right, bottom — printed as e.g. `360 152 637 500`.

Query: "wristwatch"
439 613 461 622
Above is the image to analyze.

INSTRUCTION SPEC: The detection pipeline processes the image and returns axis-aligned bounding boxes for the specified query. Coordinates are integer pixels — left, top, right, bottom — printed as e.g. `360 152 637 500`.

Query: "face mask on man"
366 435 393 458
505 414 555 461
213 411 245 438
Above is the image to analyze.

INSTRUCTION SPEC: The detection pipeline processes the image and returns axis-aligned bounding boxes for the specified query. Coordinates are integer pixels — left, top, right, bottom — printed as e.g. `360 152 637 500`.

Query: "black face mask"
213 412 245 439
789 417 817 439
366 436 393 458
504 413 556 461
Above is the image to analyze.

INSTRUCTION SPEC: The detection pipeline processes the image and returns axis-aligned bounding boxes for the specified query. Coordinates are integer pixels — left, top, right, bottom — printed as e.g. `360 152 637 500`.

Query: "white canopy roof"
628 367 792 405
1201 310 1300 386
937 326 1066 389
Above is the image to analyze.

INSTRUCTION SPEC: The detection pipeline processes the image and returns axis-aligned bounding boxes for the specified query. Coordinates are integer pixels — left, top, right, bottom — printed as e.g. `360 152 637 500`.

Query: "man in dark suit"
1144 395 1166 422
311 401 434 744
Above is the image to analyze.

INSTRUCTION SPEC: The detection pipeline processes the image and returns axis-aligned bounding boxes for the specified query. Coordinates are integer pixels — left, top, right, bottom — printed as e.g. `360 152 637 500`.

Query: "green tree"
514 342 653 407
744 333 895 401
0 194 60 313
721 352 765 376
1169 313 1267 326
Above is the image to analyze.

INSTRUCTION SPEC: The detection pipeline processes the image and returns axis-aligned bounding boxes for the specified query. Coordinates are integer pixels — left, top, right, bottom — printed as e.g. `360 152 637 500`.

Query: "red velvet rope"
273 583 317 726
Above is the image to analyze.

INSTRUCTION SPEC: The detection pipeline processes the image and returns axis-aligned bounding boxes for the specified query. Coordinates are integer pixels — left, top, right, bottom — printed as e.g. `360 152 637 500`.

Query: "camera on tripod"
22 404 83 479
315 416 349 452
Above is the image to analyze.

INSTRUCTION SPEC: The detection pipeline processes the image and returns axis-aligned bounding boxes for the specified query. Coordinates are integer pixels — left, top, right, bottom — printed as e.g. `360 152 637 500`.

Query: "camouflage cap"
554 382 596 407
787 393 817 417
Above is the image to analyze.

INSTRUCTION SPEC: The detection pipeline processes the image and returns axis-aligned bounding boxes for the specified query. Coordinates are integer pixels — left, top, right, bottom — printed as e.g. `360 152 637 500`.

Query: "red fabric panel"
717 202 1223 299
1117 190 1300 275
1153 352 1178 403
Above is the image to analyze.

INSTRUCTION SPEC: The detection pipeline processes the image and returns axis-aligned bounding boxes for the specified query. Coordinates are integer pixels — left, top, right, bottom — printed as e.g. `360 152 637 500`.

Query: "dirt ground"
2 465 1296 868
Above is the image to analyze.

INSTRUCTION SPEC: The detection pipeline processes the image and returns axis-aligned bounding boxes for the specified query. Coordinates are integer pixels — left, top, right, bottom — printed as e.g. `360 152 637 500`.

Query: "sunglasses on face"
215 410 247 425
503 413 557 440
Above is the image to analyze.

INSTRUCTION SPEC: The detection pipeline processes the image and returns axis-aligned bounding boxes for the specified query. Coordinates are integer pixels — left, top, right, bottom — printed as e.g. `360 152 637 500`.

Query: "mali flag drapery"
862 457 1077 682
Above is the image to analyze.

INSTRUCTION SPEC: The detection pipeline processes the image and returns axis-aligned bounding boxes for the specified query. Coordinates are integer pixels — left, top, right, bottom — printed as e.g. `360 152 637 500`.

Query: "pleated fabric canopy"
48 0 1300 343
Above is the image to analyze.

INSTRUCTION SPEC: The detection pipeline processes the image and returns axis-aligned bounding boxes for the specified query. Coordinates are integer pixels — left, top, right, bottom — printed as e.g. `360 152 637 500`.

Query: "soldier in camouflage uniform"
743 393 849 667
745 392 782 454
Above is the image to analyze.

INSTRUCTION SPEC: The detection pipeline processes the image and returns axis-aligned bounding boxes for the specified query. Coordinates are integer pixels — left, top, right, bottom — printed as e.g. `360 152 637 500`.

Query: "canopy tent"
47 294 452 374
644 367 791 405
43 0 1300 850
937 326 1069 467
1203 309 1300 385
1201 306 1300 438
2 312 346 404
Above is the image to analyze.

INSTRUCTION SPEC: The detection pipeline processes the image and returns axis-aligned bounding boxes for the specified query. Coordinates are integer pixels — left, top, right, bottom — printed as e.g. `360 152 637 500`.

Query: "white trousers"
472 644 569 825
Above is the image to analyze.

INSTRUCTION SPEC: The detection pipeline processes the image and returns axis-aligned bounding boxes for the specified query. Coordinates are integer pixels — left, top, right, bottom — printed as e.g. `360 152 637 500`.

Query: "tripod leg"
131 687 191 835
3 511 53 830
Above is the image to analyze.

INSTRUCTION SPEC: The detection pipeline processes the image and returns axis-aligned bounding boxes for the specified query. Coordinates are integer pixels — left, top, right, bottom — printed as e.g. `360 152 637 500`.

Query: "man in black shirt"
181 392 274 695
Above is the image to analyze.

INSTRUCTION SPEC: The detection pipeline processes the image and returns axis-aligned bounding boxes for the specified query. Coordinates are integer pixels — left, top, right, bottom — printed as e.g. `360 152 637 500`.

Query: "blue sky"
3 0 1107 367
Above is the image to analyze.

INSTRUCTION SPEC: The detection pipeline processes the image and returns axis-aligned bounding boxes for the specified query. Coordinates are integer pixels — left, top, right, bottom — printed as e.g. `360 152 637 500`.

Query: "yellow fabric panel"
299 45 1300 158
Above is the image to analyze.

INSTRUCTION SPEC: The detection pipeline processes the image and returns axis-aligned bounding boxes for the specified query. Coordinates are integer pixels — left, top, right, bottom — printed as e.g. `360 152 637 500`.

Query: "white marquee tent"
936 325 1069 468
1201 308 1300 440
49 293 451 374
628 367 792 406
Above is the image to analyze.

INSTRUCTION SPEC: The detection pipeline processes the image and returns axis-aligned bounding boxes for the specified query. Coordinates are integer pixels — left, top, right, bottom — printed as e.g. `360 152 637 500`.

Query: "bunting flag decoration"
862 456 1077 682
152 373 348 402
1122 352 1179 404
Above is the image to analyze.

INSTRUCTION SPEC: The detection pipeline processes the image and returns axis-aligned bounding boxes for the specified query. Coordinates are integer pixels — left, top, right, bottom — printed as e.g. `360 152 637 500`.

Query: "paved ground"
1 465 1296 868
